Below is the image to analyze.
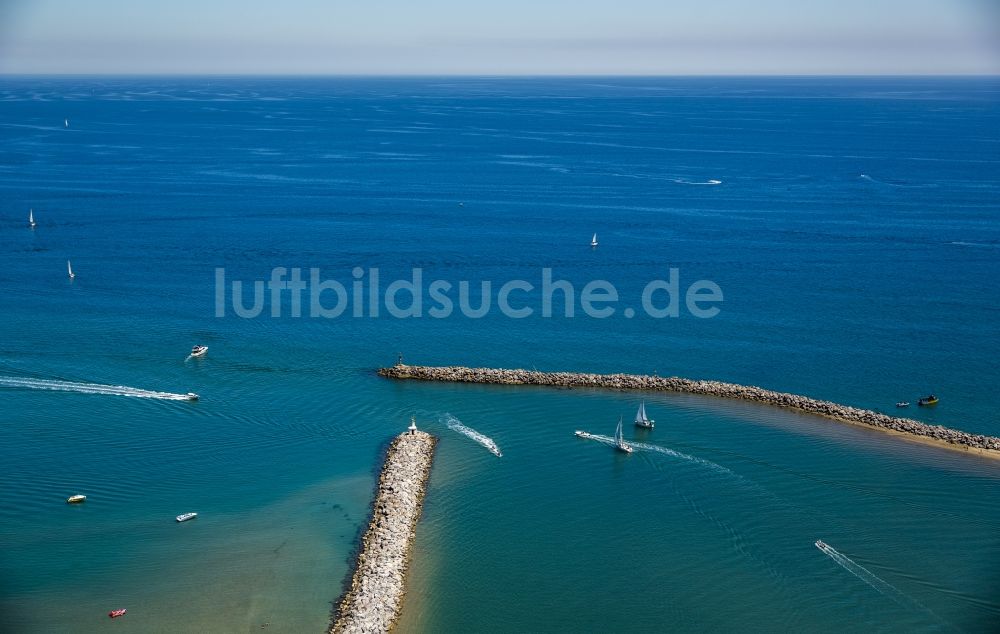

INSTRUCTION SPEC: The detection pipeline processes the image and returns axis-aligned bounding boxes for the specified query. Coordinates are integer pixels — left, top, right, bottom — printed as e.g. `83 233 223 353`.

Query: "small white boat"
67 260 75 279
176 512 198 522
190 345 208 358
480 436 502 457
186 392 199 401
590 232 598 247
66 494 87 504
895 401 910 408
64 119 69 128
815 539 827 549
29 209 36 228
613 416 633 454
634 400 654 428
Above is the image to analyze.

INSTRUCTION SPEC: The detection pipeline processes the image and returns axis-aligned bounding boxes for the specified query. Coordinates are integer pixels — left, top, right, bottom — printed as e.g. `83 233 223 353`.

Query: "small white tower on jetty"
408 416 417 435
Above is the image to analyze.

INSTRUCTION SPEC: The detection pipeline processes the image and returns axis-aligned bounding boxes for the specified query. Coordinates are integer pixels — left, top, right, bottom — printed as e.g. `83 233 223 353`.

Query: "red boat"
108 608 127 619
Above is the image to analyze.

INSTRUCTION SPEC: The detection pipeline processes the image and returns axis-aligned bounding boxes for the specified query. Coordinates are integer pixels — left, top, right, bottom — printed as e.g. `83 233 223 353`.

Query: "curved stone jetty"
379 364 1000 458
331 428 437 634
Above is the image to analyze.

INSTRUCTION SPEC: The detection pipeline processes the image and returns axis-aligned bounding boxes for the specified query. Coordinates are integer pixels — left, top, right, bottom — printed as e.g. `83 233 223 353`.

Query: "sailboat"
634 400 654 429
613 416 633 453
67 260 75 279
29 209 36 228
64 119 69 128
590 232 598 247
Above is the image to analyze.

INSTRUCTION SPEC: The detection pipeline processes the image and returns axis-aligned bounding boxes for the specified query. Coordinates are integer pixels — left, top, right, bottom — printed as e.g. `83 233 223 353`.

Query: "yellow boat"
918 395 939 406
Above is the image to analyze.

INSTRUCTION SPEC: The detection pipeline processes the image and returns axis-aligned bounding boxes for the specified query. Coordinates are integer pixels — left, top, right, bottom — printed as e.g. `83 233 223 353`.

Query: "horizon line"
1 72 998 79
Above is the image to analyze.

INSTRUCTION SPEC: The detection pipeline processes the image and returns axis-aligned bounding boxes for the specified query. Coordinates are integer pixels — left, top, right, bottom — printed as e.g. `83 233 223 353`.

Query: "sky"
0 0 997 75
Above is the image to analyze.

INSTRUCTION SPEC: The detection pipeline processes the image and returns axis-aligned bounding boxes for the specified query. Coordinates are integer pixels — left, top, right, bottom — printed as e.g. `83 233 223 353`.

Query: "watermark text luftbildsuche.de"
214 267 723 320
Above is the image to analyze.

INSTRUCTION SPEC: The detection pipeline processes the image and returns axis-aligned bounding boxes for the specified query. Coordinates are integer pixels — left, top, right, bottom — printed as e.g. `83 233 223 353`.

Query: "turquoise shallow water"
1 77 999 632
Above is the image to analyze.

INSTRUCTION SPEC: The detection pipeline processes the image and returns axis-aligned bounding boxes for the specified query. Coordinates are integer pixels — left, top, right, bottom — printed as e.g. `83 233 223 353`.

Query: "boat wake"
950 241 1000 249
813 540 956 628
815 540 901 597
0 376 197 401
444 415 502 457
673 178 723 185
575 433 735 476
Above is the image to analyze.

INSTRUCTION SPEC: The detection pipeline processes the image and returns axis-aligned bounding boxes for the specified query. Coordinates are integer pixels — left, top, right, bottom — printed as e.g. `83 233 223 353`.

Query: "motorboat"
190 345 208 357
66 494 86 504
108 609 127 619
176 512 198 522
918 395 939 407
815 539 827 549
895 402 910 408
480 436 502 458
186 392 199 401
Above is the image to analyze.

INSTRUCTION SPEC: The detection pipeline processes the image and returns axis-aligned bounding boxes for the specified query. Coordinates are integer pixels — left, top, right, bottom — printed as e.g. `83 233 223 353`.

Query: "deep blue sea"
1 76 999 633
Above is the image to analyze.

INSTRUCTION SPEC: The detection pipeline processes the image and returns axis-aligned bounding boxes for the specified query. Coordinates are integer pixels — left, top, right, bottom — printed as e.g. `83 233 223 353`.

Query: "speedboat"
918 395 939 406
66 494 86 504
186 392 199 401
190 345 208 357
895 402 910 408
815 539 827 549
108 609 127 619
176 512 198 522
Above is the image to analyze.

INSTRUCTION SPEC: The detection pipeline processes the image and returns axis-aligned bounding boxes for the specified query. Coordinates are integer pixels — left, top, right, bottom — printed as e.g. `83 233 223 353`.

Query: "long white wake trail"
0 376 196 401
816 541 900 596
578 433 735 476
444 415 502 457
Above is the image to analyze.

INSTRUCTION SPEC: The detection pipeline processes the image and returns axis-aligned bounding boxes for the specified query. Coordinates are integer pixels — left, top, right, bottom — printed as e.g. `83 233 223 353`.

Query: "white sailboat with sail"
590 232 598 247
634 400 654 428
29 209 36 228
67 260 75 279
614 415 633 453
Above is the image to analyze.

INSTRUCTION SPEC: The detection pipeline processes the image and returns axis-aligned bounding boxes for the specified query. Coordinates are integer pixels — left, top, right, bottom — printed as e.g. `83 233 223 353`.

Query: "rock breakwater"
378 364 1000 457
331 429 437 634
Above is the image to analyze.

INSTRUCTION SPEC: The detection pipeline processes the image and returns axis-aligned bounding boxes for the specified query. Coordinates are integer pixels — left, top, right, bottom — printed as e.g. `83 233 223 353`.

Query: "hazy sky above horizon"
0 0 997 75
